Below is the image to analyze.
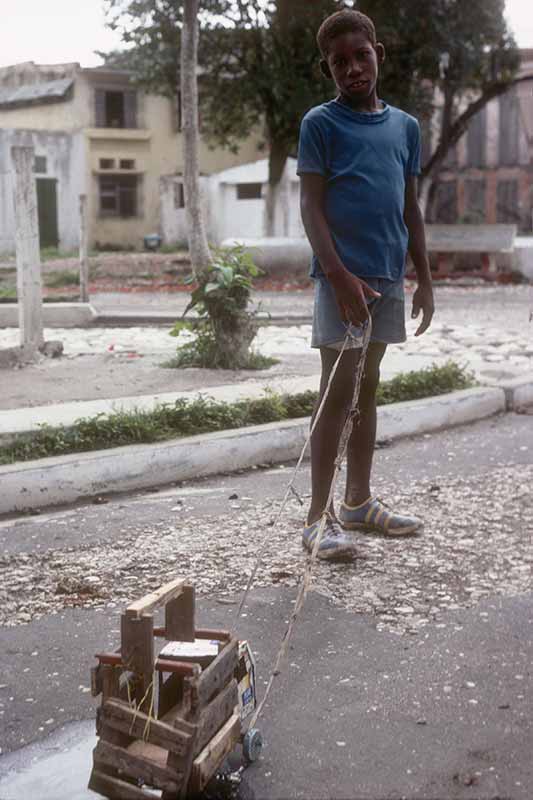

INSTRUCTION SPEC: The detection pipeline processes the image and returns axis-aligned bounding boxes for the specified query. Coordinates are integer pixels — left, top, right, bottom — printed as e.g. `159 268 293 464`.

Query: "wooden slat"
165 584 195 641
94 739 181 794
88 768 157 800
195 638 239 709
121 614 154 679
195 679 238 757
102 698 193 759
91 664 103 697
102 664 121 702
126 578 186 618
189 711 241 794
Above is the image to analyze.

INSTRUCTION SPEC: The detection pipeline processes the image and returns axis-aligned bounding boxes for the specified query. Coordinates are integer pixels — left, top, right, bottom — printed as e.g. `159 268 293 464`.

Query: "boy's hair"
317 9 377 58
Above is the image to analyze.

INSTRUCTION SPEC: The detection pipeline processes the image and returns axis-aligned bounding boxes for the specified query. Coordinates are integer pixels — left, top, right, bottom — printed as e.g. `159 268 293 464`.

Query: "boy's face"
321 30 384 107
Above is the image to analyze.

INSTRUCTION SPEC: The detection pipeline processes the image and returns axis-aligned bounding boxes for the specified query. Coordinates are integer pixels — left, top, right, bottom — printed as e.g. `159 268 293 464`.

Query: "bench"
423 224 517 278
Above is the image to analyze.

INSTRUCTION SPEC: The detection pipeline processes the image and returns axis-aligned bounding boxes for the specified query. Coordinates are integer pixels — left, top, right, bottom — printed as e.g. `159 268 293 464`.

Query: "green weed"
0 362 475 465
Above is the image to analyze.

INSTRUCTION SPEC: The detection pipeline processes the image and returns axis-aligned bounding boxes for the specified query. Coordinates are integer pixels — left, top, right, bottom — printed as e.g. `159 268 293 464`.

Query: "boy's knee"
326 375 356 413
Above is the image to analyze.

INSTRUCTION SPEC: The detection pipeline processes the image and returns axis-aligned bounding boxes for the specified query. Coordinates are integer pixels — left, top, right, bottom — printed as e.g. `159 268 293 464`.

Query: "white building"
159 157 303 247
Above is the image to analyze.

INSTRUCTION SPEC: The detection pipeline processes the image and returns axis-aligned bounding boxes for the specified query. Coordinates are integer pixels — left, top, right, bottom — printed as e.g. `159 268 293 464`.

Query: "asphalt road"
0 411 532 799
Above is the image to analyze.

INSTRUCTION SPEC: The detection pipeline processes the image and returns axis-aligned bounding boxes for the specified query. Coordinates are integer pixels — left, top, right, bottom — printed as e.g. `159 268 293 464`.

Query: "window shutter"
124 90 138 129
95 89 106 127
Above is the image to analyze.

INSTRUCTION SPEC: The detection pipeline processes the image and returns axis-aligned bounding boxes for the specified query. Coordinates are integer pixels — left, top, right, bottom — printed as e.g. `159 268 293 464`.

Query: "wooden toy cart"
88 578 262 799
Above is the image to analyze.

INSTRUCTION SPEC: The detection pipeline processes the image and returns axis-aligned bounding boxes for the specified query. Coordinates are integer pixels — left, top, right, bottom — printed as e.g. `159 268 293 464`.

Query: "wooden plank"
102 698 193 759
94 739 181 794
101 664 121 702
195 679 238 757
195 638 239 709
165 583 195 641
126 578 186 618
189 711 241 795
91 664 103 697
121 614 154 678
88 768 158 800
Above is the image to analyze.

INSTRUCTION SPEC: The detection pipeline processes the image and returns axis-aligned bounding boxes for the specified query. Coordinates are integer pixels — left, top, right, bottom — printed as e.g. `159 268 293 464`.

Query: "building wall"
0 62 265 253
430 53 533 232
0 128 85 255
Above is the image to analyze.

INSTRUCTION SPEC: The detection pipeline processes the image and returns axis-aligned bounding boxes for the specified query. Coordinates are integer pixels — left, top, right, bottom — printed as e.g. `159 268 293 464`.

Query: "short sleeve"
297 115 327 176
406 117 421 176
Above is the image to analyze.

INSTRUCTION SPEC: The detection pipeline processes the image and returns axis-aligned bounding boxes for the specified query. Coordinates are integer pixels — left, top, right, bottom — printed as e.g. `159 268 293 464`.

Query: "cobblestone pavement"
1 285 533 409
1 415 532 635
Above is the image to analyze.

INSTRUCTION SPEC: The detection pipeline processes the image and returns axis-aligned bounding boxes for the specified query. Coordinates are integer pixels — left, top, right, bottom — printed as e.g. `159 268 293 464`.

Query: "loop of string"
238 317 372 730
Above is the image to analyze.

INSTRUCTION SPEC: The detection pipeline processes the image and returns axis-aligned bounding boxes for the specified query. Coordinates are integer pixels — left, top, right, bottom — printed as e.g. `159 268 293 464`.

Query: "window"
99 158 115 169
465 179 486 223
174 183 185 209
496 180 519 223
95 88 137 129
466 108 486 168
120 159 135 170
499 91 519 166
99 174 138 217
34 156 47 174
236 183 262 200
432 180 458 224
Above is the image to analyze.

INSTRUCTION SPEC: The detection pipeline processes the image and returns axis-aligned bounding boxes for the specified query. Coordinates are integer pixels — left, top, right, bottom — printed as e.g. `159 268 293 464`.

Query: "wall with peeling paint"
0 129 85 255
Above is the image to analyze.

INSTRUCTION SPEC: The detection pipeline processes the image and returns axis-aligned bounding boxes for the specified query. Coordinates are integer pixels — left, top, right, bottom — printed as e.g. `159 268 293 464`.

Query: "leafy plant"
168 245 273 370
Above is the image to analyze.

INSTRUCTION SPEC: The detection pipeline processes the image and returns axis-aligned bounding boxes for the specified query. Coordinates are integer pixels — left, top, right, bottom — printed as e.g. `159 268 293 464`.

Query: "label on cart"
237 641 257 720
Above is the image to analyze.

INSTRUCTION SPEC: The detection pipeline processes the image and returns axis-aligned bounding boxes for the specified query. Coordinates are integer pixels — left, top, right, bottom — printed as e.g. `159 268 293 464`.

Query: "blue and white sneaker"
339 497 422 537
302 517 359 561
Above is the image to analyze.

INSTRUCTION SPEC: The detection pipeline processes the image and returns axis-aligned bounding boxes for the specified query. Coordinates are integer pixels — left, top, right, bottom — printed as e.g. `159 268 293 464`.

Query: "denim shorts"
311 276 407 349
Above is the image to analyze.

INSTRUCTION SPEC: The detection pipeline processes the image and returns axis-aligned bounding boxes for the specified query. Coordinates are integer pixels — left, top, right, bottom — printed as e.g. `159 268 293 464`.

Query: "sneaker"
302 517 359 561
339 497 422 537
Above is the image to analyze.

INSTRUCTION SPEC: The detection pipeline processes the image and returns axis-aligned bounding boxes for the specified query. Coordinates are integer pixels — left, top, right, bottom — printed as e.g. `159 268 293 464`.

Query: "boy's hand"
411 282 434 336
329 270 381 327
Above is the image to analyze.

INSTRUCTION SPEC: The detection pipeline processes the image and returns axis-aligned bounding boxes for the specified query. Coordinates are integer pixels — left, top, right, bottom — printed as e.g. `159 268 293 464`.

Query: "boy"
298 9 434 560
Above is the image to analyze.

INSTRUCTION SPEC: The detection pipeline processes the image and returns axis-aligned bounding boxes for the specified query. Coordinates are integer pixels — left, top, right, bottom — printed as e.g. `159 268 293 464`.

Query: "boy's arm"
404 175 434 337
300 173 380 327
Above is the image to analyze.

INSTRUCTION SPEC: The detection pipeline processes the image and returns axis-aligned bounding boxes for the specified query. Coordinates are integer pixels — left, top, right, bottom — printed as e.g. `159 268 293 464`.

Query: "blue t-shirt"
297 99 421 281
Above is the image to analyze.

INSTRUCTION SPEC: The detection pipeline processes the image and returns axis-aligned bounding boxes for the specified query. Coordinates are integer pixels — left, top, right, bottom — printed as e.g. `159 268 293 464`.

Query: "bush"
168 246 273 370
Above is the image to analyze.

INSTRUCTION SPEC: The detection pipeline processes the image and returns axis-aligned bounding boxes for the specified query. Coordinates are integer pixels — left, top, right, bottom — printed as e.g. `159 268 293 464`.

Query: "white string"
242 319 373 729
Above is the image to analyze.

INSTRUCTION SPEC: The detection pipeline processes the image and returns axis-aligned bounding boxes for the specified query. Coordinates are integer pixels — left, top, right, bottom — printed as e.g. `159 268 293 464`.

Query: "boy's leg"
344 341 387 506
307 346 361 526
340 339 423 536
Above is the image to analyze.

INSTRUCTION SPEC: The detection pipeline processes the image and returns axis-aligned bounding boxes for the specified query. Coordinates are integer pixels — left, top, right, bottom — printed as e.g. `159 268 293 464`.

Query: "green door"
36 178 59 249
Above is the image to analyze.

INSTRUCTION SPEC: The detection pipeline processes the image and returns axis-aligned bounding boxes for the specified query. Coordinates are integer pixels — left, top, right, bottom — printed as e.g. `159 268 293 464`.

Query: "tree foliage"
102 0 519 217
356 0 519 201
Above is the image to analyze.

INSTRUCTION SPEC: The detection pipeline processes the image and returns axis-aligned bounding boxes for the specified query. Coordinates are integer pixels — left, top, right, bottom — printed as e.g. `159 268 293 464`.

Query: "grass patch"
0 362 475 466
44 270 80 288
0 286 17 301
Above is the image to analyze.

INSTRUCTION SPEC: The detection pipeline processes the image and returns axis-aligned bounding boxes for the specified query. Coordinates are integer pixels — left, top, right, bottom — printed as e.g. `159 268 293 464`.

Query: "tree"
356 0 520 212
181 0 211 273
102 0 345 235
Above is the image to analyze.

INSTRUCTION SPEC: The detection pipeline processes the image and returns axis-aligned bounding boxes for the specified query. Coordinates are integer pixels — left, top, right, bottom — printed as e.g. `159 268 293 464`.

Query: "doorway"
36 177 59 249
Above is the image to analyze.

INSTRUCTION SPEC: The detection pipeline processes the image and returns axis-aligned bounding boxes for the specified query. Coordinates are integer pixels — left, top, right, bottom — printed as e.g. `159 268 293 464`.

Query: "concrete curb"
0 386 506 516
494 373 533 411
0 303 98 328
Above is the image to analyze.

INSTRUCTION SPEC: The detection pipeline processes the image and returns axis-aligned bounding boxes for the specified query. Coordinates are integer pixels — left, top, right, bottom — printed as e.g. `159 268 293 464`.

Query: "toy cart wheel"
242 728 263 763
